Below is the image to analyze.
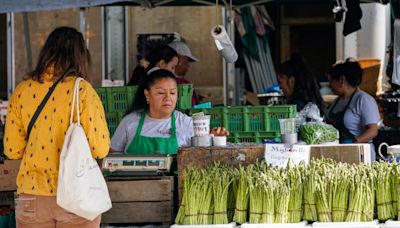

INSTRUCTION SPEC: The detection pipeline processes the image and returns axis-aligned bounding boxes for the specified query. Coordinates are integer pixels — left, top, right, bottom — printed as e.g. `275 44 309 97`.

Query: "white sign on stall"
264 144 311 168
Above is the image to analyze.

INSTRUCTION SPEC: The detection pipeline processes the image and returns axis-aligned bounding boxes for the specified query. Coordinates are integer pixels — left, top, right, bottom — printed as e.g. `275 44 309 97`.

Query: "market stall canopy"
0 0 385 13
0 0 331 13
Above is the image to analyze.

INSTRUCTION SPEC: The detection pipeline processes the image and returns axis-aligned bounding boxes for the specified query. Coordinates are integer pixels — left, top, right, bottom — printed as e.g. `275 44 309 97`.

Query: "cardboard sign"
264 144 310 168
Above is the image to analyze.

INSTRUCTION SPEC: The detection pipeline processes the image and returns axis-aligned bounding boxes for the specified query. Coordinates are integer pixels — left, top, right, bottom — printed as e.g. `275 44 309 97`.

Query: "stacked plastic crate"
96 84 193 136
190 105 297 143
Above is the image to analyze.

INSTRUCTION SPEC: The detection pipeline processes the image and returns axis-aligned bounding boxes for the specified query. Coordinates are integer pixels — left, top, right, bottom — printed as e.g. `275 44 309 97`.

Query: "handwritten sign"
264 144 310 168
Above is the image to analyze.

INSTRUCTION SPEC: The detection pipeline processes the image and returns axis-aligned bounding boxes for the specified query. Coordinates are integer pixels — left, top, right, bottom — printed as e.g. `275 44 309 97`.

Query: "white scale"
102 154 174 175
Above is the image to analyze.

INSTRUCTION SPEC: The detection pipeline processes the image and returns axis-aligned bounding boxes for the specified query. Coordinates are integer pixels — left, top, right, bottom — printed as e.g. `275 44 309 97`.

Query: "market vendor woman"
110 69 228 154
327 59 380 160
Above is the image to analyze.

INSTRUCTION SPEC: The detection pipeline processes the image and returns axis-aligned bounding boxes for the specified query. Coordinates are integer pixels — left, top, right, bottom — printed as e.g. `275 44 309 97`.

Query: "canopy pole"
22 12 32 72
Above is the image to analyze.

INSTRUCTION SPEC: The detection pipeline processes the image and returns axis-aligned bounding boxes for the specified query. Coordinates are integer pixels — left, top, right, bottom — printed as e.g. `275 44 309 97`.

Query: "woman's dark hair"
126 69 177 114
127 44 177 86
327 58 363 87
278 53 325 115
28 26 91 82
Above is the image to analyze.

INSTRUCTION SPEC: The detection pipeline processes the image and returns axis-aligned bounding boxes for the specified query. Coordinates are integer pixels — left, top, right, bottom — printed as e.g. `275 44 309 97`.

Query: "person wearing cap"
168 41 200 105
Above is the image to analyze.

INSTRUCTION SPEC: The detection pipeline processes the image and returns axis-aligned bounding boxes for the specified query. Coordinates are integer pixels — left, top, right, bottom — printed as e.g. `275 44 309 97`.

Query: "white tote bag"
57 77 112 220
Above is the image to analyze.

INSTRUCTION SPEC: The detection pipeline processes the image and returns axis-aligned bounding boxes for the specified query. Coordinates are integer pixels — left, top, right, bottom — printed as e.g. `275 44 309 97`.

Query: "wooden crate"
177 144 371 201
102 176 175 225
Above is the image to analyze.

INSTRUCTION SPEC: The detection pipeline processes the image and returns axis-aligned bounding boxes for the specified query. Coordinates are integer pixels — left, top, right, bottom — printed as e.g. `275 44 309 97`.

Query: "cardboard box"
310 143 371 164
0 160 21 191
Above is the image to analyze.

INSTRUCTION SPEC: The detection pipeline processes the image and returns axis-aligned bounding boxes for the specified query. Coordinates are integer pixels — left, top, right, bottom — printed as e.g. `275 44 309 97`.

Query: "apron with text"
126 111 179 155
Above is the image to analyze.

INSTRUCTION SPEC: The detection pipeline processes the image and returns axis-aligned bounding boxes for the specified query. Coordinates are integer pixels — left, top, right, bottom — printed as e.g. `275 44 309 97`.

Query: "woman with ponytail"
277 53 326 116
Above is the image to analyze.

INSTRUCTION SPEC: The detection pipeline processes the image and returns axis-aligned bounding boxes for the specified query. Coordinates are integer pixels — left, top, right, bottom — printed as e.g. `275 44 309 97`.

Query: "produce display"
299 122 339 144
175 159 400 225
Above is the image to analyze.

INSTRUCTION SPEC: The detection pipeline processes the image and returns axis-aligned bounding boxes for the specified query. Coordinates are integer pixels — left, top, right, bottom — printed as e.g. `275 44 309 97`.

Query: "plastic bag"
296 103 323 130
299 122 339 145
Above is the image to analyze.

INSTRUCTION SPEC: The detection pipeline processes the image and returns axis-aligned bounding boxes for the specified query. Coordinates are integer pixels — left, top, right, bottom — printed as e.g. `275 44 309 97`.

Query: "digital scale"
102 154 175 176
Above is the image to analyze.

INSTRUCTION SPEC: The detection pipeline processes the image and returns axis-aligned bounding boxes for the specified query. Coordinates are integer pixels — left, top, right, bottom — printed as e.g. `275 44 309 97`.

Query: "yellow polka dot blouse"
4 71 110 196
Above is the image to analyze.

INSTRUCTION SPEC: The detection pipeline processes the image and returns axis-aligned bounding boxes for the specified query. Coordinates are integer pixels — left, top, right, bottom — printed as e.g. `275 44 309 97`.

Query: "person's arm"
355 123 378 143
79 81 110 159
355 93 380 143
3 86 25 160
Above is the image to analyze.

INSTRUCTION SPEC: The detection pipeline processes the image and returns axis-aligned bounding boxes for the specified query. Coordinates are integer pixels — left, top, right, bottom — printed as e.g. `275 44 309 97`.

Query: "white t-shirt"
110 110 194 153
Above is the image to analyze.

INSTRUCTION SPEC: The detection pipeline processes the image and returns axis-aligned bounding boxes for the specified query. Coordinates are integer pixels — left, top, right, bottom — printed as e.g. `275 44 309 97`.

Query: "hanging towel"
392 19 400 86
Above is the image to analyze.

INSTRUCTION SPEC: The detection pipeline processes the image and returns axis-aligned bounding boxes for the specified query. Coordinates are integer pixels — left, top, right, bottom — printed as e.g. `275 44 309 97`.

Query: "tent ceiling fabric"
0 0 384 13
0 0 326 13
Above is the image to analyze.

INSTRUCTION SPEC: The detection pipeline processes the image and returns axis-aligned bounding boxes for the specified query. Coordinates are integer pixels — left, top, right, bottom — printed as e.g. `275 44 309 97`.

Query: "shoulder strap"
27 68 76 139
70 77 83 125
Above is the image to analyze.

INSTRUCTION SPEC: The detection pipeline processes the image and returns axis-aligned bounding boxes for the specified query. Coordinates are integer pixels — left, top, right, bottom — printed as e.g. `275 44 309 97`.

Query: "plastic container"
170 222 236 228
177 84 193 111
95 87 108 112
312 220 380 228
227 131 280 143
241 221 308 228
190 105 296 134
105 112 124 137
96 84 192 114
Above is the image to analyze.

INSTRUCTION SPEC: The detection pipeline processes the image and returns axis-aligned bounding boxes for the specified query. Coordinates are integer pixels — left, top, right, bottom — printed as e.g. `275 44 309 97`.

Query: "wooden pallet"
102 176 175 225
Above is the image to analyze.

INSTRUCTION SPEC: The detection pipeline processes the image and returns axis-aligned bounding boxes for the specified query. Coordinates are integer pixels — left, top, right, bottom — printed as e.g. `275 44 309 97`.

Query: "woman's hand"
211 127 230 136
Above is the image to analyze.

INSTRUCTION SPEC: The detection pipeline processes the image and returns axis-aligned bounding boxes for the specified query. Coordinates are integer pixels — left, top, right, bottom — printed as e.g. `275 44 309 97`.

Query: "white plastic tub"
240 221 308 228
170 222 237 228
311 220 380 228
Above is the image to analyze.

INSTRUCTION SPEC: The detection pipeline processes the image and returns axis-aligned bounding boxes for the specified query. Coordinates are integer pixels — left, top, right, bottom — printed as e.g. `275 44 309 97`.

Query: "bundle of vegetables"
288 165 304 223
198 169 214 224
361 165 376 222
182 167 202 224
274 171 290 223
211 164 233 224
299 122 339 145
394 164 400 219
391 163 400 219
248 166 264 223
315 174 332 222
374 161 395 221
343 165 375 222
260 172 275 223
227 171 238 222
233 165 250 224
331 164 351 222
303 163 318 221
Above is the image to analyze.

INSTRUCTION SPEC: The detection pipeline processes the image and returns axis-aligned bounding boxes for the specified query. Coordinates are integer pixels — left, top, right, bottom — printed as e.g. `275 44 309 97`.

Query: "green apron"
328 91 357 143
126 111 179 155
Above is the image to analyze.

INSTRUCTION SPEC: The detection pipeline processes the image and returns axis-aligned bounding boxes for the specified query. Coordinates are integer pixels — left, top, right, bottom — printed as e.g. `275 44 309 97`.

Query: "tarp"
0 0 272 13
0 0 329 13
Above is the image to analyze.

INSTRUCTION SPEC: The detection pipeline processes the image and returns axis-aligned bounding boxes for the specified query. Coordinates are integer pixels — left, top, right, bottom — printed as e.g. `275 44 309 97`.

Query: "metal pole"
80 8 86 38
6 13 15 98
22 12 32 72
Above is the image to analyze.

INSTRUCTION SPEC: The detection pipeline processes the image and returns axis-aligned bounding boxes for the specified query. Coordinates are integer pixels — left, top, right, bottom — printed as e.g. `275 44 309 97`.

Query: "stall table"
177 143 371 201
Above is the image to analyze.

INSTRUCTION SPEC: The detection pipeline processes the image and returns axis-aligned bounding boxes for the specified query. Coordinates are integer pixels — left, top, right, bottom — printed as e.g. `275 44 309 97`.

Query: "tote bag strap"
70 77 84 125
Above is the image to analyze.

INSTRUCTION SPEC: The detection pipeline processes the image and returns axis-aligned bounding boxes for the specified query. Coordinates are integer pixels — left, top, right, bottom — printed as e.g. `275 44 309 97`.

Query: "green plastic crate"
96 84 192 114
107 86 137 112
190 105 296 134
228 131 280 143
177 84 193 111
105 112 125 137
95 87 108 112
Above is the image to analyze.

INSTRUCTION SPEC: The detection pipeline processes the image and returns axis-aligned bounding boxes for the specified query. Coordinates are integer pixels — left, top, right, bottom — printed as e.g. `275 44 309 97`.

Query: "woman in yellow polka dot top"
4 27 110 227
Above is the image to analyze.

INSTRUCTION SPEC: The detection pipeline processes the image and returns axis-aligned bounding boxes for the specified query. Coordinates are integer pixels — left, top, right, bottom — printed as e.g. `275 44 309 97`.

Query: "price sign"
264 144 310 168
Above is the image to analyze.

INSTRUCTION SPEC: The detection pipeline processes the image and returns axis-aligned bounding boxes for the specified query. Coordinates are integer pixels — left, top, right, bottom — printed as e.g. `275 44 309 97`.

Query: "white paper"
264 144 310 168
